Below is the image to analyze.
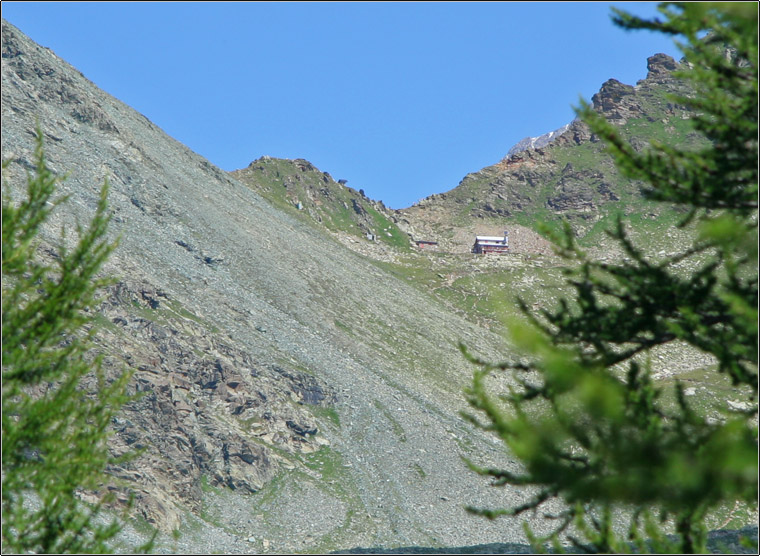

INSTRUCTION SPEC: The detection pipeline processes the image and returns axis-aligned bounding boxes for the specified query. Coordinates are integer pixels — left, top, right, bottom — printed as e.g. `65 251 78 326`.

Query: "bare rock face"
553 118 594 147
546 166 609 213
95 280 336 529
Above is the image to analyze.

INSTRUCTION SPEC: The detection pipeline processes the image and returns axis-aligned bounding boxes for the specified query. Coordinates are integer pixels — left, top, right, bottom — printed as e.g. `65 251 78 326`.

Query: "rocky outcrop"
93 279 336 529
645 52 681 82
591 78 638 120
504 54 681 161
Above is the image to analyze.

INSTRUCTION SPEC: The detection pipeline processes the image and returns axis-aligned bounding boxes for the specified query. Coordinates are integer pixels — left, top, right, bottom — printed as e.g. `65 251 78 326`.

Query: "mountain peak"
505 122 572 157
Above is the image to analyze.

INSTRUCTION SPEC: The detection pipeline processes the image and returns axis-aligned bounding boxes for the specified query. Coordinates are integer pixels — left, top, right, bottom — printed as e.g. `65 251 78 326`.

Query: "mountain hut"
472 231 509 254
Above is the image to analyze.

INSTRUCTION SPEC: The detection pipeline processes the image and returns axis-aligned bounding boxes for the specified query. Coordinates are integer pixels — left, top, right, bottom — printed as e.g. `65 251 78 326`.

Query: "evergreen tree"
2 129 141 553
462 3 757 553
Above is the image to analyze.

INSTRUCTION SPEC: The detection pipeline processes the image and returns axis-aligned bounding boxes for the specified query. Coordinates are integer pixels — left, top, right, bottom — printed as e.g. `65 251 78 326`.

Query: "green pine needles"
2 129 143 553
461 3 757 553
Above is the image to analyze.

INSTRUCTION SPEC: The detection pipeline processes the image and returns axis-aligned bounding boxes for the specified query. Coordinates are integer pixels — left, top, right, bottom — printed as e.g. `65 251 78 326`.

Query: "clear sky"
2 2 684 209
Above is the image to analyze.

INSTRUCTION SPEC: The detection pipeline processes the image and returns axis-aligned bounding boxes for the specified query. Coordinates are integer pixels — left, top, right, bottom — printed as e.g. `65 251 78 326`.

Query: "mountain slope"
1 20 540 553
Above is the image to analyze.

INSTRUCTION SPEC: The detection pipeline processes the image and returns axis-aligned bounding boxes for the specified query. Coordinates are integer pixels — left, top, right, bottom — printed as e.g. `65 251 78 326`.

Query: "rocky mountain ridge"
396 52 701 252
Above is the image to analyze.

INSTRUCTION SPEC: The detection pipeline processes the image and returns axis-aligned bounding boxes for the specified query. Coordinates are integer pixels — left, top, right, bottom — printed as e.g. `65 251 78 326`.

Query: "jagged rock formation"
230 54 693 257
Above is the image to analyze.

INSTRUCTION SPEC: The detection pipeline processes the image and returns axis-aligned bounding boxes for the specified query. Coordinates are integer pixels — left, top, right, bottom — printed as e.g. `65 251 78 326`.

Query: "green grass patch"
200 474 222 495
310 405 341 428
334 319 352 334
301 445 344 481
372 399 407 442
412 463 427 478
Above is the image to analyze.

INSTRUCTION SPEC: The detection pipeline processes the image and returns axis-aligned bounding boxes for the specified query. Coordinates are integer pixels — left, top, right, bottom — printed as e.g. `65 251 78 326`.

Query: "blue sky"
3 2 683 209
